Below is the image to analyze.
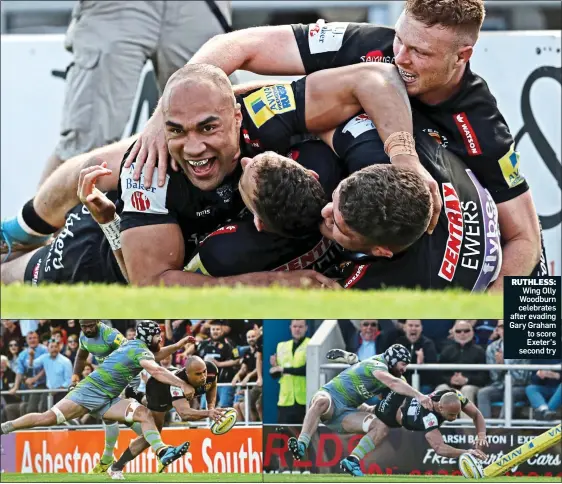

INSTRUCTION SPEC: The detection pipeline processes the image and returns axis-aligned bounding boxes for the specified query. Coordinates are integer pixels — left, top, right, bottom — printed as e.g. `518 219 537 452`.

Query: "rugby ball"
459 453 485 479
210 408 237 435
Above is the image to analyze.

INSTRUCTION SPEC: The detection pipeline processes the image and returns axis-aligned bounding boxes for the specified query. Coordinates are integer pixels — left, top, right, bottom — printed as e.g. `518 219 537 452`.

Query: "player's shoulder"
205 360 219 377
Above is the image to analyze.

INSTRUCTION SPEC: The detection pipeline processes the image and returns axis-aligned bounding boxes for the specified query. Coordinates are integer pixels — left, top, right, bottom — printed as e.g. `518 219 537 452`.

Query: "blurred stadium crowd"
269 320 561 424
0 319 263 425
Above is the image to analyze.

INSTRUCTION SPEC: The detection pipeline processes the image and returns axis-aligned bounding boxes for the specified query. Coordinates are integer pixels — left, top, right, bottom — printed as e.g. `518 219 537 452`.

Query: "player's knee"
311 395 330 413
41 410 58 426
126 400 148 423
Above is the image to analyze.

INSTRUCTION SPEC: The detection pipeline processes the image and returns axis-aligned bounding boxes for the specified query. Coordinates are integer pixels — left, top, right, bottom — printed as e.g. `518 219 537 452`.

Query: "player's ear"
253 213 265 232
307 169 319 180
234 103 243 128
370 246 393 258
456 45 473 66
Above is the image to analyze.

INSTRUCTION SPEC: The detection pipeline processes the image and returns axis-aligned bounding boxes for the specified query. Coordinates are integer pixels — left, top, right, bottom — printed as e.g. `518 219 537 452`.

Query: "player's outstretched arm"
153 335 196 363
121 224 338 289
373 370 430 406
426 429 487 459
463 402 488 448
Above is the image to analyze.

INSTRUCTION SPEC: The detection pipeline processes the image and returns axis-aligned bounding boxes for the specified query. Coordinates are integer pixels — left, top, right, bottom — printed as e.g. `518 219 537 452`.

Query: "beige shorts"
56 0 232 160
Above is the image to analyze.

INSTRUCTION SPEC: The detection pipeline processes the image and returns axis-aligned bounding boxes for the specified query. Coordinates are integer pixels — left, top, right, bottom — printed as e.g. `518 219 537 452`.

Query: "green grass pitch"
0 473 260 483
1 284 502 319
264 475 561 483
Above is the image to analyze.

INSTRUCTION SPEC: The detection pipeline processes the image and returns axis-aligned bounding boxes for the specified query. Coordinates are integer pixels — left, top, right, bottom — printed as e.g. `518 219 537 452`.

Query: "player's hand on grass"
468 448 487 460
207 408 226 424
78 162 116 224
393 154 442 235
267 270 341 289
123 106 172 188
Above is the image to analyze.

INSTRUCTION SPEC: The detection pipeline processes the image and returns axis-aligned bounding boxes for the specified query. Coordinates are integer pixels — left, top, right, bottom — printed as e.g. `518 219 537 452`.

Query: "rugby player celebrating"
130 0 546 290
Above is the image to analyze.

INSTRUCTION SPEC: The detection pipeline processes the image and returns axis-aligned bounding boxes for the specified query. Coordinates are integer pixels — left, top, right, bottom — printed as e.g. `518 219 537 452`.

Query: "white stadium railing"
318 362 562 428
0 382 261 428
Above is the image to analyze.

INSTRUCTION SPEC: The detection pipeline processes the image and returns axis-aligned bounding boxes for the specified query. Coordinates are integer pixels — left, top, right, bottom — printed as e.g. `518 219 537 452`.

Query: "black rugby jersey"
118 81 336 267
145 361 218 412
291 21 529 204
402 389 470 433
332 110 502 291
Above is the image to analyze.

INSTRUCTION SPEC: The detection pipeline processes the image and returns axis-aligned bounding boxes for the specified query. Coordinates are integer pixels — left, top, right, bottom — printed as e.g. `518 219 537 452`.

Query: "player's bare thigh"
54 398 90 421
1 248 39 284
102 398 153 426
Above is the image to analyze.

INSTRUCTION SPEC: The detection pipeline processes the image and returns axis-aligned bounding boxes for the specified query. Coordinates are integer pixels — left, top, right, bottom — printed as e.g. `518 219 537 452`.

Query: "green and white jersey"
84 339 154 397
322 354 390 407
79 322 126 363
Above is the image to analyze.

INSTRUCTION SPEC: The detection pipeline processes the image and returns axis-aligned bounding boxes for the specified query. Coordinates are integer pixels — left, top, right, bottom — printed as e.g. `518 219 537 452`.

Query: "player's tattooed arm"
426 429 487 459
463 402 488 448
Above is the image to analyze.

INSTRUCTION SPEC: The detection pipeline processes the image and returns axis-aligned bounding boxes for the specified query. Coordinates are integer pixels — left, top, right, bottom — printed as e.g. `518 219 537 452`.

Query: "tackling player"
72 320 195 474
0 321 193 473
106 356 222 478
286 345 433 477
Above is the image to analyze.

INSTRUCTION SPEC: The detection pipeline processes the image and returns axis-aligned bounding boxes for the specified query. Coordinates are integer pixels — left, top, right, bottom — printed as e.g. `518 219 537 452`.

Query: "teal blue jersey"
79 322 126 363
322 354 390 407
84 339 154 397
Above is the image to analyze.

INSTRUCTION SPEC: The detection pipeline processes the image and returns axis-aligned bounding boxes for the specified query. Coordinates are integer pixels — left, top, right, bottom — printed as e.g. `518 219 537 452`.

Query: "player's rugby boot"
326 349 359 366
1 218 51 260
107 466 125 480
89 458 114 474
288 437 306 460
340 456 364 477
157 441 190 473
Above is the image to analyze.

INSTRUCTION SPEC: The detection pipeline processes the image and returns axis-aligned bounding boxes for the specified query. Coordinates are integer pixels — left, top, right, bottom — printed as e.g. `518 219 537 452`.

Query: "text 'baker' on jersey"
332 110 502 291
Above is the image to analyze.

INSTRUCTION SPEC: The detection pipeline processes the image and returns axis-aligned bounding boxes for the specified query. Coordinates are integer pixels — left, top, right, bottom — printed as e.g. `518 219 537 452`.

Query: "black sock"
113 447 135 471
22 199 58 235
347 455 360 463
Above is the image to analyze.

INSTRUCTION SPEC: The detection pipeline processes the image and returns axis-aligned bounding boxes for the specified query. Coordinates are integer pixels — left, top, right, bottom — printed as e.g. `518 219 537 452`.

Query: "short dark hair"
253 152 327 238
338 165 431 249
405 0 485 42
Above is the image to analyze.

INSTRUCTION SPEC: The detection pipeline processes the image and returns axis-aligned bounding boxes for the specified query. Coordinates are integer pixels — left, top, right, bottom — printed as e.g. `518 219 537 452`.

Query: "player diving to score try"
106 355 223 478
310 348 489 476
1 321 195 473
287 344 435 476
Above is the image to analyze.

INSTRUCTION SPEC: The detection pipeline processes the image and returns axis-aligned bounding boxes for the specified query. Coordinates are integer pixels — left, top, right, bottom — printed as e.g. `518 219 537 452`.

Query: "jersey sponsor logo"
342 114 376 138
464 169 502 291
121 163 169 215
131 191 151 211
114 333 126 346
343 264 369 288
31 259 42 286
438 183 464 282
272 237 332 271
423 128 449 148
204 224 238 240
243 84 296 128
308 21 348 54
170 385 182 398
196 208 211 217
242 128 262 149
423 413 438 429
453 113 482 156
498 143 525 188
44 211 82 272
360 50 394 64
